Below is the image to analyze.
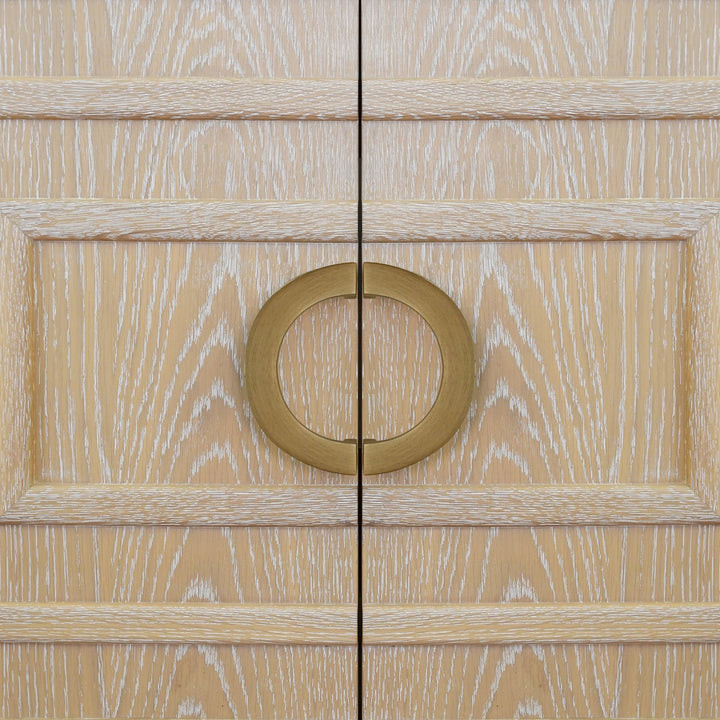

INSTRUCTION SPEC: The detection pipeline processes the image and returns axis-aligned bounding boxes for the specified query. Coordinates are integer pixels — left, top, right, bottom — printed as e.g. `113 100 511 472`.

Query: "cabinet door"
0 2 359 717
362 1 720 717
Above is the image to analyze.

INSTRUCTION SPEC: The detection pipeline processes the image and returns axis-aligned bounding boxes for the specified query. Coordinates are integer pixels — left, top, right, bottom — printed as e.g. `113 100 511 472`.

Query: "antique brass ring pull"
245 263 474 475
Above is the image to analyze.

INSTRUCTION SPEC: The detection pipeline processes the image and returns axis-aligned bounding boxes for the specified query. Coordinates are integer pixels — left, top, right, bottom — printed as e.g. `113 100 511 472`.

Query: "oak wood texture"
0 603 356 644
363 603 720 644
0 78 358 120
0 1 359 716
362 1 720 716
364 78 720 120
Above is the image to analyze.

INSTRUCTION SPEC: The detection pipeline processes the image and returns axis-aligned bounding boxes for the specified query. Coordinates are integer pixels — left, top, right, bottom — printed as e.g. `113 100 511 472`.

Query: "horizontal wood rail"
0 78 357 120
0 484 358 526
363 78 720 120
0 603 357 644
363 602 720 644
362 484 720 526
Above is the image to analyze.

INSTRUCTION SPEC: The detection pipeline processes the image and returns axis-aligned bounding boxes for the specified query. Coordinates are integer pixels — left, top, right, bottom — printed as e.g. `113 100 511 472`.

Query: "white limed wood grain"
687 214 720 516
363 603 720 644
364 644 719 719
363 485 719 526
0 526 357 603
0 603 356 644
0 0 357 78
0 120 357 201
363 120 720 201
1 644 357 720
362 200 720 242
363 241 685 488
0 215 34 514
0 79 358 120
0 485 357 525
364 527 720 604
363 0 720 79
0 2 359 715
364 78 720 120
0 200 357 242
33 241 357 488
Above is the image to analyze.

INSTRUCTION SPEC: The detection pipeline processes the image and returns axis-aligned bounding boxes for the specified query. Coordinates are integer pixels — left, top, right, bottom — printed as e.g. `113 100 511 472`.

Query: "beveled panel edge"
686 213 720 516
0 78 358 120
364 78 720 120
0 602 357 644
362 485 720 526
0 200 358 243
0 484 358 526
363 602 720 644
362 200 720 243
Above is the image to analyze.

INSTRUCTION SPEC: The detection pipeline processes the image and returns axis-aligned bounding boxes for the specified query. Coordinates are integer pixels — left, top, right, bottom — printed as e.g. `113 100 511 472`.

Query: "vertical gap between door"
357 0 364 715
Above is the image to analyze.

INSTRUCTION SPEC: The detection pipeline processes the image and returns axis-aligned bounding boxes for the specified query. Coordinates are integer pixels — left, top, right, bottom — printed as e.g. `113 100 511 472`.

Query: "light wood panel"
1 644 357 720
33 240 357 488
363 0 720 79
0 526 356 603
364 527 720 604
364 644 719 720
0 120 357 201
362 1 720 715
0 1 359 716
363 241 685 488
0 0 357 78
363 120 720 201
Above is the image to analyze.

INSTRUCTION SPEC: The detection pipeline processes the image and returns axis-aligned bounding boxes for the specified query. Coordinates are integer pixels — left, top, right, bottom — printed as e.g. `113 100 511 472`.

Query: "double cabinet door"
1 1 720 718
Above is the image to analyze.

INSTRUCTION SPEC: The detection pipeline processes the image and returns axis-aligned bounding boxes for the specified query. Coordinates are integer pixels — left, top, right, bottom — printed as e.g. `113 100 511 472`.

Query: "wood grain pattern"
364 603 720 644
0 603 356 644
362 120 720 201
0 0 357 78
362 200 720 242
2 200 357 242
0 79 358 120
364 644 719 720
363 485 719 526
364 526 720 604
0 2 360 715
363 242 685 488
363 0 720 79
34 241 357 488
687 214 720 516
0 215 34 514
1 644 357 719
363 2 720 715
364 78 720 120
0 526 356 603
0 120 357 201
0 485 357 525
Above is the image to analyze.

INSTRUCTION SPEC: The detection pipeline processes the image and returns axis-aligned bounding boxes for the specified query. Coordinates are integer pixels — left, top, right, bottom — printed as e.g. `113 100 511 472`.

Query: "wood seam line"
0 485 358 526
1 484 718 526
0 602 718 644
1 78 720 120
1 200 719 243
362 78 720 119
362 603 720 644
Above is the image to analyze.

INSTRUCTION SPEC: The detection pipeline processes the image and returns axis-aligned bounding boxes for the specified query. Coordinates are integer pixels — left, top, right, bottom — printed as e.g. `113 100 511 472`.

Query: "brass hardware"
245 263 358 475
362 263 474 475
245 263 474 476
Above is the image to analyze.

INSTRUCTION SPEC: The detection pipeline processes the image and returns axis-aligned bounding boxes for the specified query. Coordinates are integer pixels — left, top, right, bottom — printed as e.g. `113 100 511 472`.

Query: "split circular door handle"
245 263 474 475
